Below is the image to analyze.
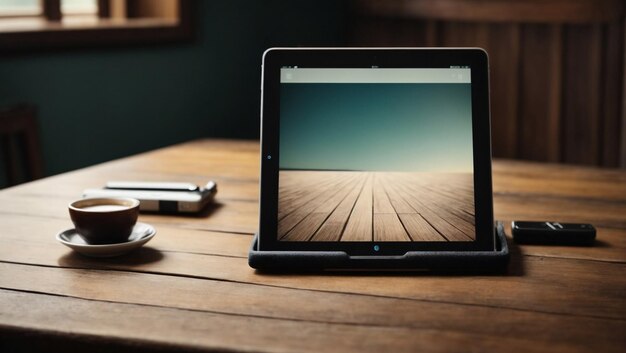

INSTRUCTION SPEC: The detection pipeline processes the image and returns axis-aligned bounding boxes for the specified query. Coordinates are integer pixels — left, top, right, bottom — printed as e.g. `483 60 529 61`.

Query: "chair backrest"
0 104 44 187
350 0 626 167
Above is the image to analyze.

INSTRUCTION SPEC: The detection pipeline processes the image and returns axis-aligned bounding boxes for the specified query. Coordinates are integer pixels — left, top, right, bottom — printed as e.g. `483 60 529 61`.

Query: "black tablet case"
249 221 510 273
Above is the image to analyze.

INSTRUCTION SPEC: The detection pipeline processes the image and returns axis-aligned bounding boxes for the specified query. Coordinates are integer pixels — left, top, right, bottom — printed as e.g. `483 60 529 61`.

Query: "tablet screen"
277 67 476 242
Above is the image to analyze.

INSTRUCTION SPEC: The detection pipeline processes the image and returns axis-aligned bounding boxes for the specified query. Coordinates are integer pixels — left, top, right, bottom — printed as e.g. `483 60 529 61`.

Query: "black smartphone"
511 221 596 245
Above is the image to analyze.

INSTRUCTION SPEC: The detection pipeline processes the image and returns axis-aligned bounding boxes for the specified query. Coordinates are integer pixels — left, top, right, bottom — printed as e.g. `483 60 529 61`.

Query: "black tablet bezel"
258 48 494 255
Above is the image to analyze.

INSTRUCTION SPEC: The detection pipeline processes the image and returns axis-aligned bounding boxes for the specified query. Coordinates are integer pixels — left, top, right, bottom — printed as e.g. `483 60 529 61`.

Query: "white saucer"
56 222 156 258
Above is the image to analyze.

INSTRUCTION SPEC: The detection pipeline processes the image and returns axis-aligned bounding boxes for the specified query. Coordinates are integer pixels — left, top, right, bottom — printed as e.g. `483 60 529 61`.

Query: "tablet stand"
249 221 510 273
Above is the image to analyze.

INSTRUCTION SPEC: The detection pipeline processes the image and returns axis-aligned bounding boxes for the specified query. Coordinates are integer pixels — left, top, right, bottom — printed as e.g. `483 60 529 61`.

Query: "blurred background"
0 0 624 189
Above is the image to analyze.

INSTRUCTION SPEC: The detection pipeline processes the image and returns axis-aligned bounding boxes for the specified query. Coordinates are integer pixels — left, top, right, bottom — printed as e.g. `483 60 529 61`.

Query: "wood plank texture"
601 22 624 167
1 139 625 353
349 0 626 168
278 171 475 242
562 24 602 165
488 23 521 158
353 0 626 23
342 173 374 241
518 24 563 162
4 289 623 353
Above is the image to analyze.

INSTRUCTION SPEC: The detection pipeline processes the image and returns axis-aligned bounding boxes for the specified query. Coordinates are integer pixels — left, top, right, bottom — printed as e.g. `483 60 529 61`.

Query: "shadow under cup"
69 198 140 244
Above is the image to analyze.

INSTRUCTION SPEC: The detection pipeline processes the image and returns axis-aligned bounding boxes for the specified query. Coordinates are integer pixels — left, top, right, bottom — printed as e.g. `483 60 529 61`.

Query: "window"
62 0 97 15
0 0 193 50
0 0 41 17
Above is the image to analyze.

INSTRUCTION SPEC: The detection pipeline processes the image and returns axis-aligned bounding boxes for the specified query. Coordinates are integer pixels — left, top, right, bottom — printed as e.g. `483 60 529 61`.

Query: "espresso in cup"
69 198 140 244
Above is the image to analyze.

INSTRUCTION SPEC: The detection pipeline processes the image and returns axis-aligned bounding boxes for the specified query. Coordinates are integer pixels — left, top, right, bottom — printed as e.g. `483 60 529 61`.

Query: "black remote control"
511 221 596 245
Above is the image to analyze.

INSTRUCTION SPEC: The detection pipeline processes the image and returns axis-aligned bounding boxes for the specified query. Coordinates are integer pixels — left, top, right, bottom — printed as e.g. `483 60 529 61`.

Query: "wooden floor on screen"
278 171 475 242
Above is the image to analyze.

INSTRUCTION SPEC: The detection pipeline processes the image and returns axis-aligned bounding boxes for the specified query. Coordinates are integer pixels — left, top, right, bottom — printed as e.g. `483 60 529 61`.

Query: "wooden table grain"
0 139 624 353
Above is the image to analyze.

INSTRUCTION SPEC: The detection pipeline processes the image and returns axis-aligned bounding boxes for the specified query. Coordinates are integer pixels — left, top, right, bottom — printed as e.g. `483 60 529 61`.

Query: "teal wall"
0 0 346 184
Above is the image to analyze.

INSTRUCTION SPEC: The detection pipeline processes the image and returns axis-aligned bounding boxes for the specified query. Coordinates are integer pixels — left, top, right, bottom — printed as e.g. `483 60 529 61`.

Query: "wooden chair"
349 0 626 168
0 104 44 187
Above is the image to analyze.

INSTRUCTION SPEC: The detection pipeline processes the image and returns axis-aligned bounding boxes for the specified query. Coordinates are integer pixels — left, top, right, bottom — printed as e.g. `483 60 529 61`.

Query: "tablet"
258 48 495 256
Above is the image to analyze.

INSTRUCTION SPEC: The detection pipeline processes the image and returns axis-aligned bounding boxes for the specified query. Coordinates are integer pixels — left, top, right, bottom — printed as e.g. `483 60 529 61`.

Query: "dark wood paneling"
440 22 489 48
562 24 602 165
601 22 624 167
518 24 562 162
488 24 521 158
351 18 436 47
350 0 626 168
354 0 626 24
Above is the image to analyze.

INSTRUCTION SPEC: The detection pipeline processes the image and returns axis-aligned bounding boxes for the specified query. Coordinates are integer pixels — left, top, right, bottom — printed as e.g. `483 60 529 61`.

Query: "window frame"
0 0 193 52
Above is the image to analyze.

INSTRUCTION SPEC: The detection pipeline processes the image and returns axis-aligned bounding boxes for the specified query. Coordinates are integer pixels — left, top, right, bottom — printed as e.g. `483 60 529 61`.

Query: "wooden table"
0 139 624 352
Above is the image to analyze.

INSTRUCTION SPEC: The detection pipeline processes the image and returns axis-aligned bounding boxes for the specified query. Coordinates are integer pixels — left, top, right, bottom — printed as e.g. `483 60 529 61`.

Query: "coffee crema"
79 205 130 212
